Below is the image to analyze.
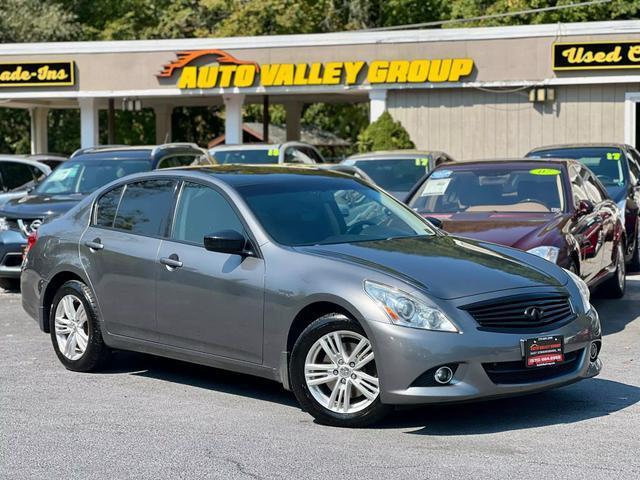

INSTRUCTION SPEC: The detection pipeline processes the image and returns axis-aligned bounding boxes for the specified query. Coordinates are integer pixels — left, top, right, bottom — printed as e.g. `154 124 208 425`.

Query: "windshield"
34 159 152 195
236 177 435 246
350 158 430 192
211 149 277 165
410 167 566 214
529 147 625 186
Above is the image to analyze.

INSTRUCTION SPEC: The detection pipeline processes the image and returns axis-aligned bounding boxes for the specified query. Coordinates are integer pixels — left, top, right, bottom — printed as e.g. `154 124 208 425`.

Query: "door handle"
84 238 104 251
160 254 183 269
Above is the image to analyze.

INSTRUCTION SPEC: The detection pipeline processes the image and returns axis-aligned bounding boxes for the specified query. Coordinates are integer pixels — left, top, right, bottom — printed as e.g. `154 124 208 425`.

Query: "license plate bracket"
523 335 564 368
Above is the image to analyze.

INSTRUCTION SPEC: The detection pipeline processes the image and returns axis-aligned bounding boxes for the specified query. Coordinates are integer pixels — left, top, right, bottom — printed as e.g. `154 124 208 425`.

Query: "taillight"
23 230 38 258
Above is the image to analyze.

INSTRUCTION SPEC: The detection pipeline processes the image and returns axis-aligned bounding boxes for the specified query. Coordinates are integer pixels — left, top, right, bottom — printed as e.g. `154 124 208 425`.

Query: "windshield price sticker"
529 168 561 176
606 152 621 160
431 170 452 179
421 178 451 196
415 158 429 167
267 148 279 156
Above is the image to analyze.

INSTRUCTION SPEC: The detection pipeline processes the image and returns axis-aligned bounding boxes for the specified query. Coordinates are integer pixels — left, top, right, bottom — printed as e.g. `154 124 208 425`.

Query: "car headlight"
563 268 591 313
364 280 459 332
0 217 8 232
527 246 559 264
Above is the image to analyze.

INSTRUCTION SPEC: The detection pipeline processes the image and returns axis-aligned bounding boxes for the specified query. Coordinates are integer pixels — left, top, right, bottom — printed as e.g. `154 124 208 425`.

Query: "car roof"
346 150 446 161
432 158 578 169
70 143 208 162
528 143 628 153
154 164 351 186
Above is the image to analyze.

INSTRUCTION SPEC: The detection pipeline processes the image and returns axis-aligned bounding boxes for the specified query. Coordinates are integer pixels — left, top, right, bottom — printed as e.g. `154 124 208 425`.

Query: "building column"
369 89 388 123
29 107 49 154
79 98 99 149
223 94 245 144
285 102 303 141
154 105 173 144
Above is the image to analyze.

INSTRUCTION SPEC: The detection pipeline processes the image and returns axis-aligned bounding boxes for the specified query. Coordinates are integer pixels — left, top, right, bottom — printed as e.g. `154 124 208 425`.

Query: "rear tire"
290 313 391 428
602 244 626 299
627 220 640 272
50 280 110 372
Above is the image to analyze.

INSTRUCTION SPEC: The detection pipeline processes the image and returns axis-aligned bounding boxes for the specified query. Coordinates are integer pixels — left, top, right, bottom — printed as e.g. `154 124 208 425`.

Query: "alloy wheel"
304 330 380 414
617 244 626 290
54 294 89 361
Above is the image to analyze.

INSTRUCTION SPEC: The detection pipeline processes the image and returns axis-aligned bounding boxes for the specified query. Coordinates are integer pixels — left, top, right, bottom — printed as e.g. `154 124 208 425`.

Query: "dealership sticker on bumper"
524 336 564 367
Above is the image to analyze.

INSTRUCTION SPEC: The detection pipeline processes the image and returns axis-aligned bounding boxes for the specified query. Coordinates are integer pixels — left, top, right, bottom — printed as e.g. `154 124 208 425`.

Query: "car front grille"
482 349 583 385
461 293 575 331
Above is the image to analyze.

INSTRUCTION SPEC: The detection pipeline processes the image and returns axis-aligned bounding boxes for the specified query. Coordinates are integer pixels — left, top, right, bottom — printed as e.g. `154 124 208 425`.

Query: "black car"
0 143 212 288
527 143 640 270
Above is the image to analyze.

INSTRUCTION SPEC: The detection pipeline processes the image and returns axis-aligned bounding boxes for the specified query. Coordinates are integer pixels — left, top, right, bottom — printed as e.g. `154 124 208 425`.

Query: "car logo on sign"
524 306 543 322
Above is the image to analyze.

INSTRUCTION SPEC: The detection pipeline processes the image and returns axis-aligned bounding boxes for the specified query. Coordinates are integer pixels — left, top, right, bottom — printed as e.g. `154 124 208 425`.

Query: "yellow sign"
606 152 621 160
553 41 640 71
0 61 74 87
529 168 561 176
159 50 474 89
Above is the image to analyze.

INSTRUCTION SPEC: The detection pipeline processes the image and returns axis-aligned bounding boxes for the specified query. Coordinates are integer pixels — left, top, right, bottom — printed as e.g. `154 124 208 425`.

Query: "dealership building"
2 20 640 160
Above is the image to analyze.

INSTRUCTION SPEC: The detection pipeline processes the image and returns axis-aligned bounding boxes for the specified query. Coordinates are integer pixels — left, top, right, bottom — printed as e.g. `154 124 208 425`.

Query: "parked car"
0 156 51 207
341 150 454 200
22 165 602 427
28 153 67 170
0 143 211 288
406 159 626 297
209 142 325 165
526 144 640 271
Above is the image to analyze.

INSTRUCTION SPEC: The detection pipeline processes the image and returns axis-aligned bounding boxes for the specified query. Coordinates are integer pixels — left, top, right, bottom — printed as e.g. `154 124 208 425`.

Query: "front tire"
290 313 391 427
627 219 640 272
50 280 110 372
602 244 626 299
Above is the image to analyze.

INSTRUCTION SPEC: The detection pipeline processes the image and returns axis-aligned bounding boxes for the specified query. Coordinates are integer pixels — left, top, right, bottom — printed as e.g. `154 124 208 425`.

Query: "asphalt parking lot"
1 278 638 480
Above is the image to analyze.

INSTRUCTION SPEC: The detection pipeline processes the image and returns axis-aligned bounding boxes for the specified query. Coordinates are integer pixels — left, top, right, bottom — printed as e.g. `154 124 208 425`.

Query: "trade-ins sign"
158 50 474 88
553 41 640 70
0 62 75 87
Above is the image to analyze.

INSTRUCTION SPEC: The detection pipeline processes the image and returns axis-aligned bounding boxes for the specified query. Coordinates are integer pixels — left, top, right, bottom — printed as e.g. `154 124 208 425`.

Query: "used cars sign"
0 62 75 87
158 50 474 89
553 41 640 70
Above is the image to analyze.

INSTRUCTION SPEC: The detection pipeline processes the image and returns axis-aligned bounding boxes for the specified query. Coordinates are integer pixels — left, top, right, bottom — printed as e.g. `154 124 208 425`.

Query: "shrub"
356 111 415 152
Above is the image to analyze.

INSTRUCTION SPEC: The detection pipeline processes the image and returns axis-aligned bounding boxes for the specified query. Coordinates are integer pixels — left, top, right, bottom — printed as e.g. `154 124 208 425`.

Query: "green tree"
356 111 414 152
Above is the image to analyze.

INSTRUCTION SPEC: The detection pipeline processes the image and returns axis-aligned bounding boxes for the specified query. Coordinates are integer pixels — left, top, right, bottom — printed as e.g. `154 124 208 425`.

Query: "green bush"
356 111 415 152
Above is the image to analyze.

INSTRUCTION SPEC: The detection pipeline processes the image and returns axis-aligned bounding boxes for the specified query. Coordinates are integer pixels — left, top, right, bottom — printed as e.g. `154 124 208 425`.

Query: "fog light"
590 342 600 362
434 366 454 385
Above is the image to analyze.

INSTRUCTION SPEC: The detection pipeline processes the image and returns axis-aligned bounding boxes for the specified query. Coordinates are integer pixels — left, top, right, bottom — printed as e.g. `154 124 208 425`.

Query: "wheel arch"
41 269 88 333
280 297 365 390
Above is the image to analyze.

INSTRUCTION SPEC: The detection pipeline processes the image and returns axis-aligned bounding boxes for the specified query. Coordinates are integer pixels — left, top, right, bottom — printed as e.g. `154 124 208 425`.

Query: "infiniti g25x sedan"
21 166 603 427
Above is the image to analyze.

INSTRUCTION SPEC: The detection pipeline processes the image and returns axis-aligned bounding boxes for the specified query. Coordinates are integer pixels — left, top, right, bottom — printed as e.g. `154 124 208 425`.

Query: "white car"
209 142 325 165
0 156 52 206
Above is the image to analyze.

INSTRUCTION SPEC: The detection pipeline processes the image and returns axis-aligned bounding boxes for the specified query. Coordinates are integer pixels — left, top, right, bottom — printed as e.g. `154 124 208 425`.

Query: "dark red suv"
406 159 626 297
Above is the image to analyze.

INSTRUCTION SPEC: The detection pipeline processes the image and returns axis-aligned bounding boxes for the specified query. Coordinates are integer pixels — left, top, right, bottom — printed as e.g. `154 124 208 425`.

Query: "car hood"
0 193 86 218
424 212 569 250
297 235 567 300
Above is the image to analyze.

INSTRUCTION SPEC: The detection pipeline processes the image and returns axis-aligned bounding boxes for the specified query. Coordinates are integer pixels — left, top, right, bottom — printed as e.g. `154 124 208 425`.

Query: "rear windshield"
211 149 276 165
409 167 566 214
349 158 430 192
529 147 625 187
34 159 152 195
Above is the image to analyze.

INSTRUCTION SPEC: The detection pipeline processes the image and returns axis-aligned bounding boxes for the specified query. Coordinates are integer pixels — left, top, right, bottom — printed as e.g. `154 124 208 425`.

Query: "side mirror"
204 230 250 255
424 216 444 229
576 199 594 216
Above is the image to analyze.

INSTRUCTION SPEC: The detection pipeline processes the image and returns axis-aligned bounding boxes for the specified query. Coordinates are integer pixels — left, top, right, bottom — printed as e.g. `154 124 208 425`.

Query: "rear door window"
113 180 177 236
95 185 124 228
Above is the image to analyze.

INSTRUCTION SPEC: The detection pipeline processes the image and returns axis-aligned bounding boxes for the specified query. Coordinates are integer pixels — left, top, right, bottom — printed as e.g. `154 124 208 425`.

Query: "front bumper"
368 307 602 405
0 230 26 278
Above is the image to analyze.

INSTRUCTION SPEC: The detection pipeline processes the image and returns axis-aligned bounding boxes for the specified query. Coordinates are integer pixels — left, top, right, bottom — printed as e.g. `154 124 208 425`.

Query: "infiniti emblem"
523 306 543 322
